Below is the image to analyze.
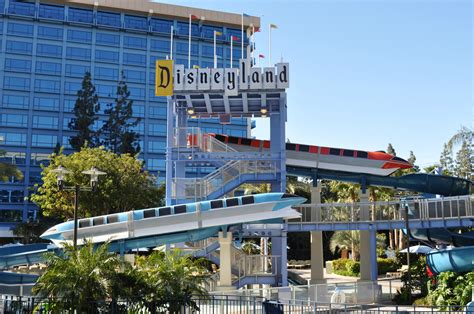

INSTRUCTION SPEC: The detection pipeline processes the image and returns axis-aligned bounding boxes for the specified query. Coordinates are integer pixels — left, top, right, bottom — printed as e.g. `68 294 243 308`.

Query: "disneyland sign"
155 59 289 96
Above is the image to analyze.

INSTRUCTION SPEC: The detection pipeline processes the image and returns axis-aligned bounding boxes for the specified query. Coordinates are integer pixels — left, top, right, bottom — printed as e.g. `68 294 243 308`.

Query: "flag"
254 27 261 32
190 14 200 20
259 54 265 58
231 36 240 41
215 31 222 36
270 24 278 29
243 13 251 17
193 65 200 69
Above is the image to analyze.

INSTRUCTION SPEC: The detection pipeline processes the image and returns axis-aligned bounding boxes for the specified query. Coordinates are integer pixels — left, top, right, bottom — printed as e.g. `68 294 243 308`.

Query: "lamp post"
51 166 106 249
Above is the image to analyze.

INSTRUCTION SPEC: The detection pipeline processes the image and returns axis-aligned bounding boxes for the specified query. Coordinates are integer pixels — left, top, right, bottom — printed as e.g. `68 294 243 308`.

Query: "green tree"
329 231 386 261
454 140 472 180
387 143 396 156
136 250 209 312
440 143 454 175
33 241 124 312
30 147 165 220
407 151 420 173
0 150 22 182
102 71 141 155
69 72 101 151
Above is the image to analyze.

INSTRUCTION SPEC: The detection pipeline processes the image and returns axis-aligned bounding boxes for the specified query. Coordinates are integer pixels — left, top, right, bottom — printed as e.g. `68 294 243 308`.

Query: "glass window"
38 4 64 20
36 61 61 75
0 210 23 222
202 25 223 39
176 42 198 55
0 132 27 146
7 22 33 36
202 45 222 57
149 123 166 136
6 40 32 54
10 191 25 203
65 64 90 77
33 116 59 129
37 43 62 57
8 1 35 16
4 77 30 91
150 39 170 52
63 117 72 129
150 19 172 33
95 67 118 80
64 81 82 95
124 69 145 83
32 134 58 147
35 79 60 93
67 29 92 43
95 49 118 63
147 158 165 171
96 84 115 97
5 58 31 72
68 7 93 24
66 46 91 60
124 15 148 30
132 104 145 117
1 114 28 127
97 11 121 27
128 87 145 100
34 97 59 111
1 152 26 165
62 136 72 149
329 148 340 156
124 36 146 49
2 95 29 109
132 122 144 134
123 52 146 66
38 26 63 40
64 99 75 111
31 153 50 166
96 32 119 46
176 22 199 36
148 141 165 153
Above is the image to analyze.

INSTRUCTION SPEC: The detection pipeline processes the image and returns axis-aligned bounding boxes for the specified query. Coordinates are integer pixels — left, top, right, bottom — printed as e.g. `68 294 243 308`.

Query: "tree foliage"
68 72 101 151
454 140 472 180
102 71 141 155
0 149 22 182
30 147 165 220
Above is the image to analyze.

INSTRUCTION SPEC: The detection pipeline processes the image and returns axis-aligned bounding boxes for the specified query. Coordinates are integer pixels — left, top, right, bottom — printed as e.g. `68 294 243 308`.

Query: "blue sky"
159 0 472 168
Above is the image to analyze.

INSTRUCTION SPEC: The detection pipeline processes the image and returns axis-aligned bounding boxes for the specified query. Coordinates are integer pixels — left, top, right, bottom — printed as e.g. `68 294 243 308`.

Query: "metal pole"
404 203 411 303
73 185 79 249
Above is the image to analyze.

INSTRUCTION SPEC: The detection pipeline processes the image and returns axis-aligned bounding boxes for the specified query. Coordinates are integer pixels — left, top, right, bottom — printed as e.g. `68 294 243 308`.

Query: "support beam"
359 190 378 281
216 231 236 291
310 183 325 284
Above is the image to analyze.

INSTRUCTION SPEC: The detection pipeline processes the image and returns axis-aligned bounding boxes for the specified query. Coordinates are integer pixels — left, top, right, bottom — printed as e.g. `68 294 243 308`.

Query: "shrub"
331 258 399 277
377 258 400 275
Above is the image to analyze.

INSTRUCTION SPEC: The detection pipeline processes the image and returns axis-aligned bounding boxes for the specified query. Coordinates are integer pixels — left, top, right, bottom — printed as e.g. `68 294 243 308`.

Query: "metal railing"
289 195 473 225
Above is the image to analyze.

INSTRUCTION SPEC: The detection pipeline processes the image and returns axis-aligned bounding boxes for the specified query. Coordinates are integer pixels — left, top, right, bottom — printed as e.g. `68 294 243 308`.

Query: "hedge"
331 258 400 277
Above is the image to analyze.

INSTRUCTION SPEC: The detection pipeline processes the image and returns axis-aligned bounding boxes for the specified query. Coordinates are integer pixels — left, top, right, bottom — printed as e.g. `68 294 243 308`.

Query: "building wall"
0 0 251 230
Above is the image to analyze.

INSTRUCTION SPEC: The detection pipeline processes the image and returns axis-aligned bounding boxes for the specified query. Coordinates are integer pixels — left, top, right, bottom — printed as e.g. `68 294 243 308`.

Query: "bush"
377 258 400 275
331 258 399 277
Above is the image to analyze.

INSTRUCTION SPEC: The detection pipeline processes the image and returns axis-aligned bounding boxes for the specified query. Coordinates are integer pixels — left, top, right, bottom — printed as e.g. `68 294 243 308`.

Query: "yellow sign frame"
155 60 173 96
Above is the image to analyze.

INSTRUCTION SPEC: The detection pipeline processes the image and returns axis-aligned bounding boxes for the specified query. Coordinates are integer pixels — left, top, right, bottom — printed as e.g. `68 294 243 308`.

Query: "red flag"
259 54 265 58
254 27 261 32
190 14 200 20
231 36 240 41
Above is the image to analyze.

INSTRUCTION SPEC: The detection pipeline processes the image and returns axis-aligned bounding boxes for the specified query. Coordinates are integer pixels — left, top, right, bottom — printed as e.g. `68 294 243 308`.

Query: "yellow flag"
155 60 173 96
215 31 222 36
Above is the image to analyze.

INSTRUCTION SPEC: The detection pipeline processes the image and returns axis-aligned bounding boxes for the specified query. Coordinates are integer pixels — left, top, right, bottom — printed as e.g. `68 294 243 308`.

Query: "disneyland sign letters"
155 59 289 96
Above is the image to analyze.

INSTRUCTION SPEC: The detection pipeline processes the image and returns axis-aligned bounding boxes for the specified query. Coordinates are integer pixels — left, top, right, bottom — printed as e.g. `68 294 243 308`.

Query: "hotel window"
65 64 90 77
176 22 199 36
123 36 147 49
0 210 23 222
132 122 145 135
150 19 172 33
96 84 115 97
68 7 93 24
150 39 170 52
202 45 222 57
96 32 120 46
149 124 166 136
64 81 82 95
176 42 198 55
123 53 146 66
124 15 148 30
0 133 27 146
132 104 145 117
2 95 29 109
202 26 223 39
38 4 64 20
7 22 33 36
66 47 91 60
34 97 59 111
6 41 32 54
147 159 165 171
1 114 28 127
5 58 31 72
37 43 62 57
67 29 92 43
124 69 145 83
148 141 166 153
62 136 72 149
36 61 61 75
95 67 118 80
64 99 76 111
35 79 60 93
31 153 50 166
4 77 30 91
32 134 58 148
128 87 145 100
33 116 59 129
97 11 121 28
10 191 24 204
38 26 63 40
95 50 119 63
8 1 35 16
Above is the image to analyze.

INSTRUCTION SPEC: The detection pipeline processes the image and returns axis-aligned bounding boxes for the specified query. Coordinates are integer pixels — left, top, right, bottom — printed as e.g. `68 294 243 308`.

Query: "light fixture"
260 107 268 114
81 167 107 190
51 165 71 189
187 108 195 115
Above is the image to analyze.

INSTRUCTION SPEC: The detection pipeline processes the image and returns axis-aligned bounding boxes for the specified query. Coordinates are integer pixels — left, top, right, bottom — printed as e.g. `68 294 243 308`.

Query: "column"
216 231 236 291
359 190 378 281
165 97 174 206
310 183 325 284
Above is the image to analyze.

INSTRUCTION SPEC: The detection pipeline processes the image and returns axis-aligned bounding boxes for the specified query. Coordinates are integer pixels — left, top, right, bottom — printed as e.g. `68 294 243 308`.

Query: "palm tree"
330 231 387 261
33 241 123 312
136 249 209 313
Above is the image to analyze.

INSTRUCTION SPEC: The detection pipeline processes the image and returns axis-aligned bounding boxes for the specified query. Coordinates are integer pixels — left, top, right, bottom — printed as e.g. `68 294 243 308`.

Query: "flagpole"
268 23 271 66
188 14 191 68
230 38 233 68
170 25 174 60
213 30 217 68
241 13 244 61
251 25 255 65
